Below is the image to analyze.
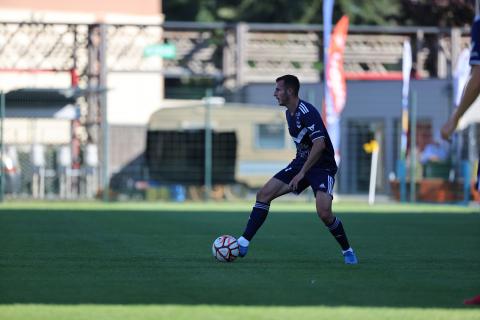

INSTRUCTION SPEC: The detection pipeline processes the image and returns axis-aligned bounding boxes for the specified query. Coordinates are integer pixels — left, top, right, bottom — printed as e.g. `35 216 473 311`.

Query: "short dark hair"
276 74 300 96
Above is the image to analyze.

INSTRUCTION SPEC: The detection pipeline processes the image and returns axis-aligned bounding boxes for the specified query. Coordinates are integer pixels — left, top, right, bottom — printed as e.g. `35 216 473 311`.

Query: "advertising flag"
324 12 349 165
326 15 349 115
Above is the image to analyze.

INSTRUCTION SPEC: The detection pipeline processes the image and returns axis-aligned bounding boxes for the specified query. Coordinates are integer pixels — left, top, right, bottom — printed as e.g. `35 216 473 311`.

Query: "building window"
255 123 285 149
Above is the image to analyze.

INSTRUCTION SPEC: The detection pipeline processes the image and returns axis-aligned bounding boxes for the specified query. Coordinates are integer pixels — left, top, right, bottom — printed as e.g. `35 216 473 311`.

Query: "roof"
4 88 88 119
148 102 285 131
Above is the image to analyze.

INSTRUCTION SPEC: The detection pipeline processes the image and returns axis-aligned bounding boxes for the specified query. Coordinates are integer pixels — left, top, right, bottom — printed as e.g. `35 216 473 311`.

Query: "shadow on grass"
0 208 478 308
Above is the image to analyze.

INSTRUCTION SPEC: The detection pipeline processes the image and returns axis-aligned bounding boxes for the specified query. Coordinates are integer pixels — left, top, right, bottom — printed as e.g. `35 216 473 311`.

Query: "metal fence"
0 20 477 202
2 143 97 199
1 103 477 203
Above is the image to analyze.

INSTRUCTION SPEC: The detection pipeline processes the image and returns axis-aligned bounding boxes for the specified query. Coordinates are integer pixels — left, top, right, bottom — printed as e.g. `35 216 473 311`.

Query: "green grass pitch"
0 201 479 320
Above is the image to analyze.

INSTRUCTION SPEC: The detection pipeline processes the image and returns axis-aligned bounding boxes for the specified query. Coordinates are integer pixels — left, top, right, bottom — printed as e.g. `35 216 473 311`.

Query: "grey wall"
242 79 452 194
339 79 451 194
110 125 147 175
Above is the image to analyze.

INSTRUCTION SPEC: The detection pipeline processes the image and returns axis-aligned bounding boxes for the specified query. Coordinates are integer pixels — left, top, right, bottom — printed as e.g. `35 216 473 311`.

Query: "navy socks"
242 201 270 241
242 203 351 253
327 217 351 251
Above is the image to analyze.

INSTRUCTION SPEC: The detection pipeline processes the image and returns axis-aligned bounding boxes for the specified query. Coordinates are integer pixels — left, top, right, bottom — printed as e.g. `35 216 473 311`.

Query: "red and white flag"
324 15 349 164
326 15 349 115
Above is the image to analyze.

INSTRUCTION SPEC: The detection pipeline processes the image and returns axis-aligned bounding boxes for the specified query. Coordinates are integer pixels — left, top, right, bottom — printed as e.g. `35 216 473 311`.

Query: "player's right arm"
441 64 480 140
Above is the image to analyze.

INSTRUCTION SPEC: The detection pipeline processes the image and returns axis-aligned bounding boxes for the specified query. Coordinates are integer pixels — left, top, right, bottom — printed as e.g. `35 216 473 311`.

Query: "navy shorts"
274 162 335 196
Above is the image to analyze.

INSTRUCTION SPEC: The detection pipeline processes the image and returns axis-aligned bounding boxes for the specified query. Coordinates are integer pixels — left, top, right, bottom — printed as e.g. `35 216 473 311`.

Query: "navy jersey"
470 16 480 65
470 17 480 192
285 99 337 174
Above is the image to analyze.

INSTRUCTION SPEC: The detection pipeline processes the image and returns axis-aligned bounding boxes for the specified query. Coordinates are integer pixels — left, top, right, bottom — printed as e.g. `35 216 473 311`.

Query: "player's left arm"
301 138 325 174
441 65 480 140
289 138 325 191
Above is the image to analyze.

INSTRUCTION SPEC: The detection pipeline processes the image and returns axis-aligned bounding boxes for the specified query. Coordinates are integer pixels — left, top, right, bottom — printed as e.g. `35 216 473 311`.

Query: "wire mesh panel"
345 120 377 194
0 23 89 72
3 143 97 199
146 130 237 185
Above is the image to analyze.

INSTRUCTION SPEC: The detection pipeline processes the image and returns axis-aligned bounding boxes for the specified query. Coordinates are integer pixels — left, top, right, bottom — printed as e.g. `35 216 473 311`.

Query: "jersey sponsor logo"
308 124 315 131
292 128 308 143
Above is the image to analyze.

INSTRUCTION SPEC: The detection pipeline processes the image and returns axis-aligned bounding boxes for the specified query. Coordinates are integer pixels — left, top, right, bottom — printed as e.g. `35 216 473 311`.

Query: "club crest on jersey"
296 112 301 128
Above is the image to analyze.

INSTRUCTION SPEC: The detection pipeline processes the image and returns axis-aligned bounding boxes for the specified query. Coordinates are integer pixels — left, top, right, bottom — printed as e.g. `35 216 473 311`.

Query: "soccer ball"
212 235 239 262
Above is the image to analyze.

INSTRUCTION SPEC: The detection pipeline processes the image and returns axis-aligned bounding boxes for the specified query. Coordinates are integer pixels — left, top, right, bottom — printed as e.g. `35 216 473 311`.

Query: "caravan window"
255 123 285 149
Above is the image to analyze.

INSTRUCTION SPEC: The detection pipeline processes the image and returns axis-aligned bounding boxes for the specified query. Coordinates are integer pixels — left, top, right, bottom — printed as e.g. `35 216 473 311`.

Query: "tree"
163 0 475 27
397 0 474 27
337 0 400 25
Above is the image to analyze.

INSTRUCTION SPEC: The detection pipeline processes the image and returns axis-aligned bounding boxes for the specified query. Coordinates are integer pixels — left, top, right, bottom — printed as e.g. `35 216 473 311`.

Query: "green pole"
0 91 4 202
204 89 213 201
99 24 109 202
409 90 417 202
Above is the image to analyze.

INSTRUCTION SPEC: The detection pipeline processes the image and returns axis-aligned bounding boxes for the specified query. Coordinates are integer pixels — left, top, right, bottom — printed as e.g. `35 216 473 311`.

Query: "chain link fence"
3 143 97 200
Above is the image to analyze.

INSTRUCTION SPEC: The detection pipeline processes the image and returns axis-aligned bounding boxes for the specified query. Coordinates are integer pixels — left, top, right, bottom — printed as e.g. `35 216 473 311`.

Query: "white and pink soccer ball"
212 235 239 262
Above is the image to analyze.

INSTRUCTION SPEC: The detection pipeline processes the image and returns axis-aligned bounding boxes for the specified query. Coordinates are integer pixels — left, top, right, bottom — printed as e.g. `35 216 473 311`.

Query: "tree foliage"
164 0 475 26
397 0 474 27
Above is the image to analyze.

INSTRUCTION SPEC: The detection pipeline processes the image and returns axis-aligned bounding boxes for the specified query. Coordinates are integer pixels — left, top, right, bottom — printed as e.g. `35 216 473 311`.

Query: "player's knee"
256 188 273 203
317 209 334 224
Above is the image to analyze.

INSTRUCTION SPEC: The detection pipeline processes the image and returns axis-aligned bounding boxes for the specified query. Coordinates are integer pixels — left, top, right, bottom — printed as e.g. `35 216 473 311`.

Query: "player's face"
274 80 291 106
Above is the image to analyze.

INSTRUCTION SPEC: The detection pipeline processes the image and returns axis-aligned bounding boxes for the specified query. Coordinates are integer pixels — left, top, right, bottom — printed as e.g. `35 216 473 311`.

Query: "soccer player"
237 74 358 264
441 18 480 196
440 13 480 306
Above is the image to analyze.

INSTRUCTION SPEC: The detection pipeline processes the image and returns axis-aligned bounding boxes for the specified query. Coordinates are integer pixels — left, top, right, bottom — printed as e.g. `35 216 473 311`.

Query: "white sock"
237 236 249 247
342 247 353 254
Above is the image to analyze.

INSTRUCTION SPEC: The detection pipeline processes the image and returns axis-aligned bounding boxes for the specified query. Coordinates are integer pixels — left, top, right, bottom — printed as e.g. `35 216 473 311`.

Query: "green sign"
143 43 176 59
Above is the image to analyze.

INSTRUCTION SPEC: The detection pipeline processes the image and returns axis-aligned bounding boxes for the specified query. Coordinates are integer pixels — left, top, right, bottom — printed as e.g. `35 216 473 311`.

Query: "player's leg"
243 176 292 242
464 294 480 305
315 191 358 264
237 177 292 256
310 172 357 264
